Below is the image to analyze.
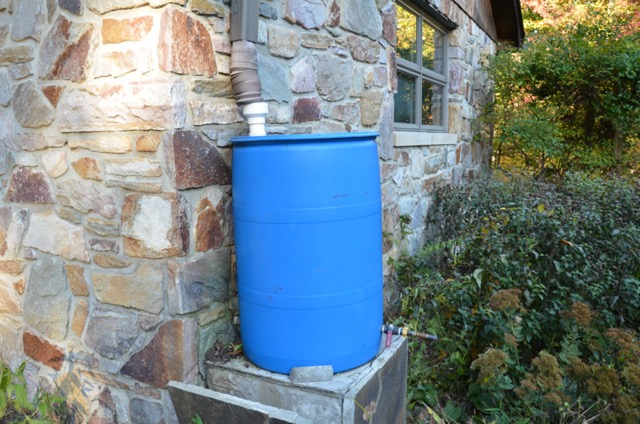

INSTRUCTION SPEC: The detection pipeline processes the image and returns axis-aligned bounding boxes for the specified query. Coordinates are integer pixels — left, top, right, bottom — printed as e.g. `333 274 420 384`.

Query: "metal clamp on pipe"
382 324 438 347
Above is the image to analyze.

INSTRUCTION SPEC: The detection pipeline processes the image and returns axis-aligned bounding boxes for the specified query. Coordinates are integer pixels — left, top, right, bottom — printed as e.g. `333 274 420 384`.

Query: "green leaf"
0 390 7 418
443 402 463 421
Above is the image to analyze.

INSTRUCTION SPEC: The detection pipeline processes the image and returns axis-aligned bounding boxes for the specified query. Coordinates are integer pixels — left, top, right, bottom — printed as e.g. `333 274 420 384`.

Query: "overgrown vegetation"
0 362 70 424
393 173 640 423
479 0 640 176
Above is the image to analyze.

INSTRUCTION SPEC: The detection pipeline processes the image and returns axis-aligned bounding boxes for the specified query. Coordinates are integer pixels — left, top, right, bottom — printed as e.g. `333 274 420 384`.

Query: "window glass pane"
395 71 417 124
422 22 445 73
421 80 444 126
396 4 417 63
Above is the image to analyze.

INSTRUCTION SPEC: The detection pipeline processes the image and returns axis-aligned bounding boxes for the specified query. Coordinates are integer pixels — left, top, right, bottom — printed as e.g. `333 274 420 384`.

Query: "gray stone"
323 101 360 125
315 54 352 101
59 0 83 15
167 248 231 315
85 306 140 359
0 70 11 106
12 81 55 128
260 1 278 19
289 366 333 383
258 55 291 103
347 34 379 64
23 210 90 262
290 57 315 93
57 178 117 218
377 94 394 160
23 256 71 341
0 318 24 370
197 319 236 376
10 0 46 41
338 0 381 40
0 207 27 258
268 25 299 59
130 398 165 424
300 33 332 50
284 0 328 29
58 79 186 132
167 382 310 424
2 133 65 152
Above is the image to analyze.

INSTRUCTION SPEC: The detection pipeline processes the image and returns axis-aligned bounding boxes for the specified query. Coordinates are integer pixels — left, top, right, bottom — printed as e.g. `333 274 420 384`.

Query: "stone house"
0 0 523 421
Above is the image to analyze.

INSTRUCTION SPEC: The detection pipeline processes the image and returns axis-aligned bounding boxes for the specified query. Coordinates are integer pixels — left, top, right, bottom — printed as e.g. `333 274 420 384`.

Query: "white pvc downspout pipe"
230 40 268 136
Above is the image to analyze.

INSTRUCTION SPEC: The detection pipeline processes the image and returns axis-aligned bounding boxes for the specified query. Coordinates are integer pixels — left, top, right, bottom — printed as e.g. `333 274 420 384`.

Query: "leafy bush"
393 173 640 422
0 362 70 424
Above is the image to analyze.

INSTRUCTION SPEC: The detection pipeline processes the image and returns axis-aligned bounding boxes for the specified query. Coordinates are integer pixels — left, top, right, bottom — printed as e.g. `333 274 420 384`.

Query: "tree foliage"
481 0 640 176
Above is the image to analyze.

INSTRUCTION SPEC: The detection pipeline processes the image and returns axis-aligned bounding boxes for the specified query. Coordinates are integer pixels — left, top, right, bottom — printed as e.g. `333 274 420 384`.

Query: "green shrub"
0 362 70 424
393 173 640 422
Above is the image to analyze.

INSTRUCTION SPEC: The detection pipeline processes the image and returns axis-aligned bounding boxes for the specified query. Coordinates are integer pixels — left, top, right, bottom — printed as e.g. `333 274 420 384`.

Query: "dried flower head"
504 332 518 348
622 363 640 389
531 351 563 390
605 328 640 359
471 348 508 385
566 356 590 382
489 288 523 311
587 364 620 397
562 301 594 326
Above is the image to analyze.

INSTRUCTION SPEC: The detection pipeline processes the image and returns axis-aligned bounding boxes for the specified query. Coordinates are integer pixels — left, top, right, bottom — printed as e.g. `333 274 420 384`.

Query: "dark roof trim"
411 0 458 30
489 0 525 47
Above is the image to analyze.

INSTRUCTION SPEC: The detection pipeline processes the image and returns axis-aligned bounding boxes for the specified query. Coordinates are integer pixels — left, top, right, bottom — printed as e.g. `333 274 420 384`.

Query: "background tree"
482 0 640 176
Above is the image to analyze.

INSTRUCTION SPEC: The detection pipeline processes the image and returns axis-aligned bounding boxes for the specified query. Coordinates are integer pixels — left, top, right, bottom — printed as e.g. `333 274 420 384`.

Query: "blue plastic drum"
232 132 383 374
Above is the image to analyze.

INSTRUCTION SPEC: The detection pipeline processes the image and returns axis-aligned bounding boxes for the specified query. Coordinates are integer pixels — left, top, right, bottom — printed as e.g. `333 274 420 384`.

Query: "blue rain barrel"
232 132 383 374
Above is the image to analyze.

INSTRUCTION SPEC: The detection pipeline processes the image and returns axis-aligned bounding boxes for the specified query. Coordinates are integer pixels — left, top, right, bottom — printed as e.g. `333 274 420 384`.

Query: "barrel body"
232 132 383 374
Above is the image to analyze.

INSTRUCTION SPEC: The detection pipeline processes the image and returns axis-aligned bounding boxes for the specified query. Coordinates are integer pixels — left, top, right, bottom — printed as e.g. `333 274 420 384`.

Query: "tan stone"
93 263 164 314
72 157 102 180
0 46 34 66
122 193 189 259
93 254 132 269
65 264 89 296
104 179 163 193
102 16 154 44
0 260 25 275
69 136 132 153
13 279 25 295
360 90 383 126
135 133 162 152
93 49 136 78
88 0 185 15
42 151 68 177
0 280 21 314
72 299 89 337
23 331 64 371
58 80 186 132
24 210 90 262
105 157 162 177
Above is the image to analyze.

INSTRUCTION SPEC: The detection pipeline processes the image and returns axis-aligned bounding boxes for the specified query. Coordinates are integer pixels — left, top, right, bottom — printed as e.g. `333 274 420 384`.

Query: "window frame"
394 0 450 133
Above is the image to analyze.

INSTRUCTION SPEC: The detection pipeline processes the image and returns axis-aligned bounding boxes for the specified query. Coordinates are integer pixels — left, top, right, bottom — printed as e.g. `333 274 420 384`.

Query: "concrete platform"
205 336 408 424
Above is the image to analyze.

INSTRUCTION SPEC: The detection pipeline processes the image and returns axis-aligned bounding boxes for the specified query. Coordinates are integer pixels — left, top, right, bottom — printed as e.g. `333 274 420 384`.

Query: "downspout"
230 0 268 136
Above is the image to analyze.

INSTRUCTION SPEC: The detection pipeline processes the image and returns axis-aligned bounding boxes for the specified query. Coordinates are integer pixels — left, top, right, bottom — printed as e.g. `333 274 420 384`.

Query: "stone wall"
0 0 495 421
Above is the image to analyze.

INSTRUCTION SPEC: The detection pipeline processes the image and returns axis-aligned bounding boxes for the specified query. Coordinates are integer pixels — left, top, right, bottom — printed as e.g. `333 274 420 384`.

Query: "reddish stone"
5 166 55 204
39 15 93 81
328 0 340 27
292 97 321 123
88 388 117 424
347 34 379 64
121 319 197 387
195 197 224 252
23 331 64 371
102 16 153 44
382 4 396 46
163 130 231 189
41 85 64 106
158 8 216 77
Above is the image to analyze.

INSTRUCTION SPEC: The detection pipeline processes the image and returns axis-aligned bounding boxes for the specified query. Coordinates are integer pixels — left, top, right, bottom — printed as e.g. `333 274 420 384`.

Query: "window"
394 1 449 132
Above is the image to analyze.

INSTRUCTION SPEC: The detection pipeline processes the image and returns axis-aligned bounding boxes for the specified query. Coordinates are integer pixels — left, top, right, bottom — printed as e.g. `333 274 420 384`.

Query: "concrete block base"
205 336 408 424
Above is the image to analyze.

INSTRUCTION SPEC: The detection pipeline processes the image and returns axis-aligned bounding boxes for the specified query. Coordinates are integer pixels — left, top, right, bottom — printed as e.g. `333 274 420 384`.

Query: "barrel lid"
231 131 379 146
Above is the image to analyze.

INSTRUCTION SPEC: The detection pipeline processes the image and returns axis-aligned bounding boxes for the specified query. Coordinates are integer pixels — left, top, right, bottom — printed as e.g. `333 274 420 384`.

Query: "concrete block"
167 381 311 424
290 366 333 383
206 336 408 424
